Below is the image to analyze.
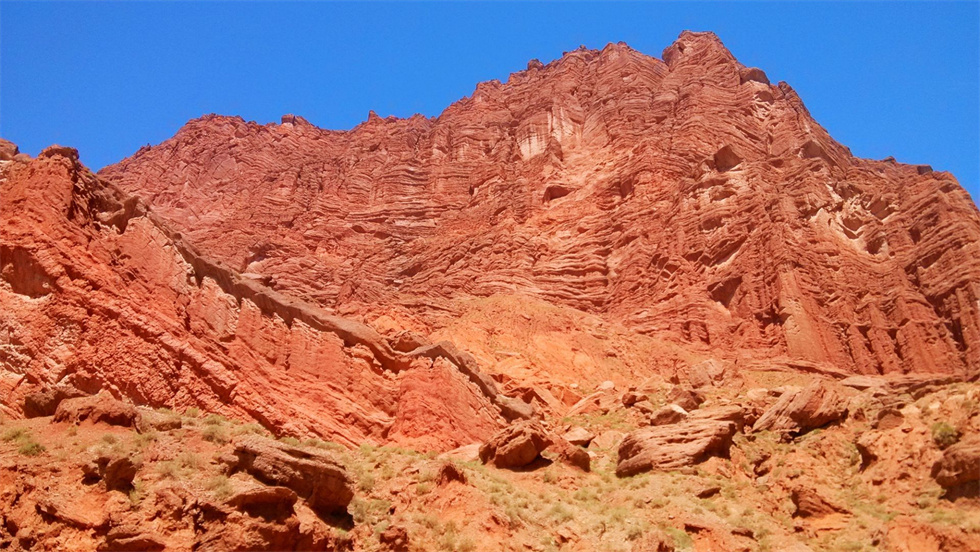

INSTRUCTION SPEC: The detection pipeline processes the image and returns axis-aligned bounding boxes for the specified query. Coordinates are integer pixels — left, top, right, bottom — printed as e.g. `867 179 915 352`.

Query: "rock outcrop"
53 395 141 429
752 380 849 435
616 419 737 476
231 436 354 516
931 437 980 491
479 420 553 469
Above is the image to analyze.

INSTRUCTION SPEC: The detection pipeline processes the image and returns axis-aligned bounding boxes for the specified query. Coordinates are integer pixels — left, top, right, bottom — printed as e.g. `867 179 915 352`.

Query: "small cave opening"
543 185 572 204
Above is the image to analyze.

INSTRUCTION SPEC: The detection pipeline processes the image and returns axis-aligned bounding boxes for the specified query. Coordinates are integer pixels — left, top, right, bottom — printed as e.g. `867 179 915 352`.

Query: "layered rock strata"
102 32 980 378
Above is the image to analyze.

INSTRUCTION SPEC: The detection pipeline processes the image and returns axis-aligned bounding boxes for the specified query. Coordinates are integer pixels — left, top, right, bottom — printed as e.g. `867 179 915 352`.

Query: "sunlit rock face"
101 32 980 378
0 147 506 450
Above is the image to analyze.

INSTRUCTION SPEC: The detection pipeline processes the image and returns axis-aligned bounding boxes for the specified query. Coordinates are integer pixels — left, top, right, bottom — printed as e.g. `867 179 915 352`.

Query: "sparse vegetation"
3 427 46 456
931 421 960 448
18 440 46 456
129 479 146 508
202 424 229 444
207 475 233 500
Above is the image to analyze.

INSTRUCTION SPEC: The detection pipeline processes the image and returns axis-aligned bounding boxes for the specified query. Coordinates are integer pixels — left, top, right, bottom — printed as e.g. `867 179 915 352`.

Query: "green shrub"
931 422 960 449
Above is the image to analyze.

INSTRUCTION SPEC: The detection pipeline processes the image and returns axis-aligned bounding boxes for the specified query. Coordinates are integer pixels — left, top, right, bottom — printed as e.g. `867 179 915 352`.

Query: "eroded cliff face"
0 147 509 451
101 32 980 378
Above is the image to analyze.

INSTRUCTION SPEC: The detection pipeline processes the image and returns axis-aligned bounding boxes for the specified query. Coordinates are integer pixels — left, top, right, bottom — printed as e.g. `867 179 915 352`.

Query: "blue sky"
2 2 978 201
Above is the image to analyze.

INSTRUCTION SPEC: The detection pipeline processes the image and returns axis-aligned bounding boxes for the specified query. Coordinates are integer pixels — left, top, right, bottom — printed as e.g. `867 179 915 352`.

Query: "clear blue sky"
2 2 978 202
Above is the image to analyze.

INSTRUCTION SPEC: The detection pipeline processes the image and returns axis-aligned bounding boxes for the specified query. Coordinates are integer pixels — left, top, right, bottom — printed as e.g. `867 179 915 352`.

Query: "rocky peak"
91 32 980 380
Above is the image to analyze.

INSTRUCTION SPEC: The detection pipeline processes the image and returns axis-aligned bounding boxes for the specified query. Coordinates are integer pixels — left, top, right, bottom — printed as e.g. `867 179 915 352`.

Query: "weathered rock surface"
232 436 354 516
689 405 746 432
23 384 87 418
930 436 980 490
753 380 849 435
479 420 553 469
53 394 141 429
648 404 690 426
666 386 705 411
101 32 980 380
547 436 592 471
0 146 517 450
81 452 139 492
563 426 595 446
790 486 849 518
616 419 737 476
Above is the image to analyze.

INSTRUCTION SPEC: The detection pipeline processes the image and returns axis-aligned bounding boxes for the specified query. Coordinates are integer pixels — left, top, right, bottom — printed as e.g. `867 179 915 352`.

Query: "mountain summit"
102 31 980 378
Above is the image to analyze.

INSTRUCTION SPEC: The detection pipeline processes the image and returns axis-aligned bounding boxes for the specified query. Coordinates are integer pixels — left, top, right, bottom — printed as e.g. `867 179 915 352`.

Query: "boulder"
54 394 141 429
563 426 595 447
435 461 467 485
566 392 604 416
23 384 87 418
791 486 849 517
479 421 552 469
855 433 879 471
497 395 536 421
752 380 848 435
689 406 746 432
547 437 591 472
439 443 481 463
233 436 354 516
666 386 704 411
616 419 737 477
696 485 722 499
81 453 139 492
931 436 980 490
622 390 647 407
379 524 410 552
633 401 658 417
590 430 625 450
648 404 689 426
39 144 79 160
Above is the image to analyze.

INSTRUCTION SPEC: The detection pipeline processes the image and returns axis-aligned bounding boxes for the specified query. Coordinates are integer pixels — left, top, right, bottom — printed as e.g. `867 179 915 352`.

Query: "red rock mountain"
101 31 980 378
2 31 979 450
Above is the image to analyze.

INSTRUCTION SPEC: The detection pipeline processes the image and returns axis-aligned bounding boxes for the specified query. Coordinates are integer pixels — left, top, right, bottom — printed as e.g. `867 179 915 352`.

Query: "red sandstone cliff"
100 31 980 378
0 146 522 450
